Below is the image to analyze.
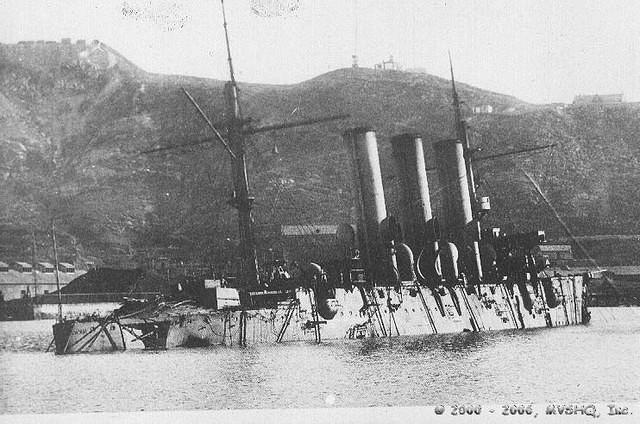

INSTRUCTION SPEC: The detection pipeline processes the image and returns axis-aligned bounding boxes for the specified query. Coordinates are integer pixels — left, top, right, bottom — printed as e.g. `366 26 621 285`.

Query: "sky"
2 0 639 104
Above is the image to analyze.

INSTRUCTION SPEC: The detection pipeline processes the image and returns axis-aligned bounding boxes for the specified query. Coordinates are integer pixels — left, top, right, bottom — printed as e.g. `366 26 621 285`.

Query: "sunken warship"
51 4 589 355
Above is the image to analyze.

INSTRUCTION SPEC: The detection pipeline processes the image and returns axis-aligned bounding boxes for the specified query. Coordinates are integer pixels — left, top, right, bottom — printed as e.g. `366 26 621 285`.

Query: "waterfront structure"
0 262 82 300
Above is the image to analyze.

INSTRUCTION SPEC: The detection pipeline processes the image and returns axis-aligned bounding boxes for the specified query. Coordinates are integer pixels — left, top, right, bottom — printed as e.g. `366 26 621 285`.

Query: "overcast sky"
2 0 639 103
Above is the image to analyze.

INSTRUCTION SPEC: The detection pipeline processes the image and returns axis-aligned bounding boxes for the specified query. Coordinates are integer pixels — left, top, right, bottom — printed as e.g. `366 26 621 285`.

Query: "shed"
535 244 573 261
58 262 75 273
587 266 640 306
12 262 32 273
37 262 55 273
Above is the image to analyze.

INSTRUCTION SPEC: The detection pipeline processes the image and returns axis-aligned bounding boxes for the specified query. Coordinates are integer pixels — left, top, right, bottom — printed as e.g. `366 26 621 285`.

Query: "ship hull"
52 275 586 353
52 317 126 354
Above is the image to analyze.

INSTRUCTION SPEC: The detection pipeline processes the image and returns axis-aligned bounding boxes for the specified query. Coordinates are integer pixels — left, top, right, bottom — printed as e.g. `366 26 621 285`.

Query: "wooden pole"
51 220 63 322
31 228 38 299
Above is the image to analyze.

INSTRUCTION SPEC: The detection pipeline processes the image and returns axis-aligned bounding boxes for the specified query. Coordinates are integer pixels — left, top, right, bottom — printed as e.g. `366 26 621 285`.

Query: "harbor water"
1 307 639 415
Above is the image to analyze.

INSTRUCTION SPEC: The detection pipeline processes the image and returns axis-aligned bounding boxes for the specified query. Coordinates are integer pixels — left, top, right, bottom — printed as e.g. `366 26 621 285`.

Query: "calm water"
1 308 639 414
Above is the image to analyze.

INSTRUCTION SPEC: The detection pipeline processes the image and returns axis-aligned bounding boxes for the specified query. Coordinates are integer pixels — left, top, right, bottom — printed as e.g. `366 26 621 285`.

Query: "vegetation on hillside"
2 41 640 267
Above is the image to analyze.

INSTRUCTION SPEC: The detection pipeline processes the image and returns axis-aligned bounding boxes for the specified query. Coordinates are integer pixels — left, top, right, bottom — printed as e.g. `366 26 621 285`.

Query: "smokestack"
343 128 392 283
433 138 473 239
390 133 434 254
433 138 483 283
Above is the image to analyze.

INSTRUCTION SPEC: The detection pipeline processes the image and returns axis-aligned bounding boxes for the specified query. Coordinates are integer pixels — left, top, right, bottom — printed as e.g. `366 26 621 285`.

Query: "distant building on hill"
572 93 624 105
472 104 493 114
545 102 567 114
3 38 133 73
374 55 401 71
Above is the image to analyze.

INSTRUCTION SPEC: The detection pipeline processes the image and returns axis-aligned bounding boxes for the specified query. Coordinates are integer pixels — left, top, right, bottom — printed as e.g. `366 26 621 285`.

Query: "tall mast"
221 0 238 88
220 0 259 287
448 53 483 283
449 52 477 202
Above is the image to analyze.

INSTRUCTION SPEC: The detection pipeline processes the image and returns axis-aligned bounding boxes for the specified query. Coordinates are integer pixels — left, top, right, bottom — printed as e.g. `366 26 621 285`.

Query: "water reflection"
402 331 488 353
347 337 388 357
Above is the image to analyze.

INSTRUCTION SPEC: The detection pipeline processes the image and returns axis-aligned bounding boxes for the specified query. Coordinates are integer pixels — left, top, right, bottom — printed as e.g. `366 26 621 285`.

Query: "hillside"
2 39 640 267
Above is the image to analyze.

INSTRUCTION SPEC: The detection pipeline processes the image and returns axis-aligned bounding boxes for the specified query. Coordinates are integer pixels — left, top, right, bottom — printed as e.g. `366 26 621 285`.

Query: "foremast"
447 54 484 285
220 0 260 287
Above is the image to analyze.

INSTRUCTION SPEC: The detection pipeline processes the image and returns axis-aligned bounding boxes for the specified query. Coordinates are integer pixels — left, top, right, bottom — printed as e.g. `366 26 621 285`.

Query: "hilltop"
1 39 640 267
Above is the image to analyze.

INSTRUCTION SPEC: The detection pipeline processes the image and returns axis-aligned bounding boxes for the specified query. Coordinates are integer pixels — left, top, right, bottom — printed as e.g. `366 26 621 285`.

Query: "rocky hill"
2 39 640 267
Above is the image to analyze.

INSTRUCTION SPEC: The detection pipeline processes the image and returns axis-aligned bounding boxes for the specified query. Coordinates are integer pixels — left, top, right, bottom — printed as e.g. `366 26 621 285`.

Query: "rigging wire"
521 168 601 270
